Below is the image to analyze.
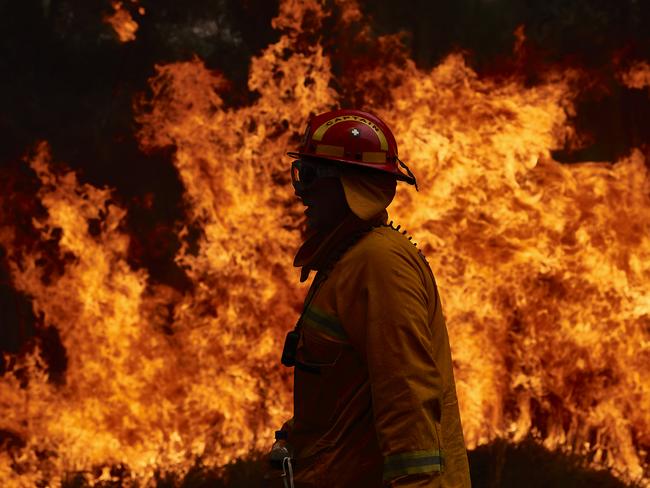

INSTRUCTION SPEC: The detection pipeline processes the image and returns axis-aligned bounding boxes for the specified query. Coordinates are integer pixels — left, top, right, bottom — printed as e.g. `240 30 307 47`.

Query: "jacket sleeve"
336 238 444 487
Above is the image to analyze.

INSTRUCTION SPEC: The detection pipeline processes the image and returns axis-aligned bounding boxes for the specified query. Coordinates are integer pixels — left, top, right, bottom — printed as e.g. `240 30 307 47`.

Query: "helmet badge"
350 128 360 137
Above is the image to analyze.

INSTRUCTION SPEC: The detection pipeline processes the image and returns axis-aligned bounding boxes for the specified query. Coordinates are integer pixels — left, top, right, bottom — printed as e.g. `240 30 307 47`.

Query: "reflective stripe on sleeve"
303 306 348 341
382 450 444 481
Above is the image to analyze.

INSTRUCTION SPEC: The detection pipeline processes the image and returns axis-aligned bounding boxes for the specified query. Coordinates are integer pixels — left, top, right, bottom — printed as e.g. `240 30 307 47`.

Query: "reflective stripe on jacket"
287 224 471 487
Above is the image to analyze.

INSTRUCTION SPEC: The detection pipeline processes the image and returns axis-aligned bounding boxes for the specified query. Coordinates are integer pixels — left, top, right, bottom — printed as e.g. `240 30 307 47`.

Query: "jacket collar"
294 210 388 282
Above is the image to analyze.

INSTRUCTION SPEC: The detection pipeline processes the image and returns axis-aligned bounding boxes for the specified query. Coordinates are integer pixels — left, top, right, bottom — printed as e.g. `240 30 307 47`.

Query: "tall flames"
2 0 649 485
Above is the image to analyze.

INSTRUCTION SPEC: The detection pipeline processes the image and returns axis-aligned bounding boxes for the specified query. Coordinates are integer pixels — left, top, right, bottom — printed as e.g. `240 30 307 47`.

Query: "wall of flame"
1 0 649 485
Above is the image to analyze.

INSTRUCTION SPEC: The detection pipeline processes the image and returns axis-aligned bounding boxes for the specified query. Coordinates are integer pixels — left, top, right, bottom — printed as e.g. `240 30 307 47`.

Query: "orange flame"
386 55 650 480
620 61 650 91
1 0 649 485
104 1 139 43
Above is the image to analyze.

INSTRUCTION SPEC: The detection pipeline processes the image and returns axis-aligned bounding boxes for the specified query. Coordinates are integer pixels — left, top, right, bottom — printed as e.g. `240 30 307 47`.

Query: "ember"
104 1 141 43
1 0 649 486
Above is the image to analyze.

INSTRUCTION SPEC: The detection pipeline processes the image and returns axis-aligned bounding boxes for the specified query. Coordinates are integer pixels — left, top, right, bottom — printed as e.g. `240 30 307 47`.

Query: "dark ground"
58 437 643 487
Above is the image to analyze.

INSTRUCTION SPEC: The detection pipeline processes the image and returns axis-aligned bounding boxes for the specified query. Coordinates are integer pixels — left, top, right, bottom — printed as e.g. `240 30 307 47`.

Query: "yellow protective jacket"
283 215 471 488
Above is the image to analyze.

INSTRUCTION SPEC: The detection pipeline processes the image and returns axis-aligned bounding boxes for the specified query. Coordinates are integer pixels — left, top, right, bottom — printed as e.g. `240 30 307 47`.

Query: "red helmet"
287 109 417 185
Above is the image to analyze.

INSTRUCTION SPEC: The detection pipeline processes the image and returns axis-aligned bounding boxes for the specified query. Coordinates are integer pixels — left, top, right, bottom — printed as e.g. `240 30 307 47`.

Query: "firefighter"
267 109 471 487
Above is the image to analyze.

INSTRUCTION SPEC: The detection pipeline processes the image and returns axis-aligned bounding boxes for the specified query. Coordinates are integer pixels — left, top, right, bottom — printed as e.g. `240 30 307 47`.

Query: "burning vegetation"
1 0 649 486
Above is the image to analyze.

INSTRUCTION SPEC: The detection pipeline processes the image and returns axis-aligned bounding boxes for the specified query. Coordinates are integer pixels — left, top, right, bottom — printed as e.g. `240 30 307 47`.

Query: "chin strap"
397 158 419 191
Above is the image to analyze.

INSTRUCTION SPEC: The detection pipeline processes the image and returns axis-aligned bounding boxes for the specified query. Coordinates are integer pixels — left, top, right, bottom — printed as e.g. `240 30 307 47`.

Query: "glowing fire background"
1 1 650 486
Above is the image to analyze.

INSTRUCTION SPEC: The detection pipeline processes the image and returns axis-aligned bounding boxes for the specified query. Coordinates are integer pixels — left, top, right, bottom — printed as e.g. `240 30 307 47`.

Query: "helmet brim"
286 151 416 185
